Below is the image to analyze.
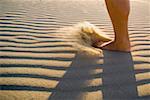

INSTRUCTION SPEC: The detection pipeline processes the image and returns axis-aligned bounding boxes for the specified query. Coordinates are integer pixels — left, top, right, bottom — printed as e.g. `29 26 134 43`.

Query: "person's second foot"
95 41 131 52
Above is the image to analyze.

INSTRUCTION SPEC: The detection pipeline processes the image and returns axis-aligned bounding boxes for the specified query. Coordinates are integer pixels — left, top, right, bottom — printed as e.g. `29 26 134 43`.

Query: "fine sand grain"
0 0 149 100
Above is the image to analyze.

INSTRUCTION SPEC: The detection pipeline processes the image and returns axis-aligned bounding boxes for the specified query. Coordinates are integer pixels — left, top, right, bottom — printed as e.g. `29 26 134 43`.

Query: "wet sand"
0 0 150 100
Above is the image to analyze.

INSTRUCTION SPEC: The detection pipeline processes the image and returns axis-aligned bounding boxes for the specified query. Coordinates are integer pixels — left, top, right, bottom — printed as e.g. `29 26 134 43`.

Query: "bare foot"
95 41 131 52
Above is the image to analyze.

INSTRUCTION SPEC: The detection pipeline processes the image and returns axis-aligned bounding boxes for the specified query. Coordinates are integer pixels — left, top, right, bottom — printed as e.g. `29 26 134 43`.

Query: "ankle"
113 40 131 50
115 37 130 44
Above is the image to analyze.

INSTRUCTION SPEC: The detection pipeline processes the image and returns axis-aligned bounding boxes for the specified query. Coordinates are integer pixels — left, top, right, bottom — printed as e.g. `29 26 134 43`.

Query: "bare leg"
98 0 131 52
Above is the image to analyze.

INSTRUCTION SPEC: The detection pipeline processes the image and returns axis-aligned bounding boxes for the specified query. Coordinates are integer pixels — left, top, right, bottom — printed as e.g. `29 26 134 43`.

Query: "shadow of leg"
48 52 103 100
102 50 138 100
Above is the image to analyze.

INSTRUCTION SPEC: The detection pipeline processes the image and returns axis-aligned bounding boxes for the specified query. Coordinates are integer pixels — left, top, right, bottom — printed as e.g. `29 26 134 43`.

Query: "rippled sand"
0 0 149 100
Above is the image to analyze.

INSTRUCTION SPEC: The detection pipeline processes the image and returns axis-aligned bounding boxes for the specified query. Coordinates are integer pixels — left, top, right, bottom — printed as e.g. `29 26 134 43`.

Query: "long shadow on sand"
48 50 138 100
102 50 138 100
48 52 103 100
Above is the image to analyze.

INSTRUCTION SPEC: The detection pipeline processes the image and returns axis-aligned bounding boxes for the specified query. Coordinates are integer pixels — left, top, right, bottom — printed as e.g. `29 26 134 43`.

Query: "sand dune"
0 0 149 100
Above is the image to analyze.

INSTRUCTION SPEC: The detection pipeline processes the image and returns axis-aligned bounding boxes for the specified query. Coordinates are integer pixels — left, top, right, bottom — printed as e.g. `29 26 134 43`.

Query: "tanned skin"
96 0 131 52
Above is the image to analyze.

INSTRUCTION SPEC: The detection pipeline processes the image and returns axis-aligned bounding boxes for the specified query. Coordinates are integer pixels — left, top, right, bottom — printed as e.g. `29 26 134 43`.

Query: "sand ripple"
0 0 149 100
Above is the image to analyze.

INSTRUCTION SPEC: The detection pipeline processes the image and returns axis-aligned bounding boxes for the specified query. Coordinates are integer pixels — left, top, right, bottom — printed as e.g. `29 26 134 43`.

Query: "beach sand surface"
0 0 149 100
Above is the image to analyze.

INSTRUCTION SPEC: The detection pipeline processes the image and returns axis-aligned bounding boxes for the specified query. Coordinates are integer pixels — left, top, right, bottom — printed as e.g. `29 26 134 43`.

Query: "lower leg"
101 0 131 52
